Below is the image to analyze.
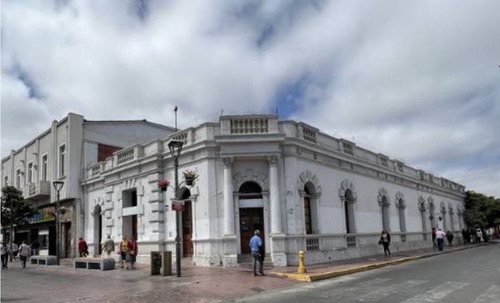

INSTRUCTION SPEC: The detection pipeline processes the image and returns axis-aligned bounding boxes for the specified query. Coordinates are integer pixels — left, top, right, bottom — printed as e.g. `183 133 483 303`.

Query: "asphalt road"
229 245 500 303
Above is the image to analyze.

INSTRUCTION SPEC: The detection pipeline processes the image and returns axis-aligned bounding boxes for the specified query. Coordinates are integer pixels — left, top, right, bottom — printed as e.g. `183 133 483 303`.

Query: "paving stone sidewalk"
1 242 489 303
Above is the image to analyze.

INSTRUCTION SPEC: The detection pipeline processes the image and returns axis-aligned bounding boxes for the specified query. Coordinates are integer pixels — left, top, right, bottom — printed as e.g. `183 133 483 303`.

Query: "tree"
1 186 35 245
463 191 500 239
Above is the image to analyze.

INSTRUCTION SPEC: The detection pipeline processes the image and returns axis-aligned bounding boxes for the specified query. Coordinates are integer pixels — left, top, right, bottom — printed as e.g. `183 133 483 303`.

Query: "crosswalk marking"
279 278 497 303
400 281 468 303
473 285 500 303
357 280 427 302
317 278 392 298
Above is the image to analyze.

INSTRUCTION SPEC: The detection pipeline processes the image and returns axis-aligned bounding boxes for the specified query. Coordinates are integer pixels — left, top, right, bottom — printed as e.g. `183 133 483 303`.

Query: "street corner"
272 271 313 282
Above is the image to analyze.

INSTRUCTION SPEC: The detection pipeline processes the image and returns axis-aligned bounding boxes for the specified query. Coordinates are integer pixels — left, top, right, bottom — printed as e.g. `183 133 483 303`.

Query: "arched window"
448 204 455 232
397 199 406 233
344 189 355 233
418 197 427 241
239 181 262 199
381 196 390 231
440 203 447 231
303 183 316 234
428 199 436 229
378 188 390 231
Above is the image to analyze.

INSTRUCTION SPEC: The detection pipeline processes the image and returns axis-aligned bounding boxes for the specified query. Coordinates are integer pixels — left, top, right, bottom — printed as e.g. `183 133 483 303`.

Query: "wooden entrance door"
240 208 264 254
182 201 193 256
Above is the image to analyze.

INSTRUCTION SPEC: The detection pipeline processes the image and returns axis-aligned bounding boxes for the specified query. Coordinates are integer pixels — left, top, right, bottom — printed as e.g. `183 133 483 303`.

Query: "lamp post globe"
168 140 183 277
52 181 64 266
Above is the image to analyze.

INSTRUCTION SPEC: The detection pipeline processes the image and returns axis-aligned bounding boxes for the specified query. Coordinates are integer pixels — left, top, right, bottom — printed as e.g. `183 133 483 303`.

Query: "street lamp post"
53 181 64 266
168 140 183 277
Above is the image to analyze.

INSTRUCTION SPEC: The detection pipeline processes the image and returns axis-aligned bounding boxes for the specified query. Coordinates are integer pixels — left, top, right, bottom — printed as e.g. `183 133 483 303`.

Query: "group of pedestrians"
1 241 32 269
78 235 137 270
118 235 138 270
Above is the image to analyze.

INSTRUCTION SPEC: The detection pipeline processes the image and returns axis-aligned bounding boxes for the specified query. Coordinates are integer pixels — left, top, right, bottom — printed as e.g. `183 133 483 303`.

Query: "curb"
272 244 483 282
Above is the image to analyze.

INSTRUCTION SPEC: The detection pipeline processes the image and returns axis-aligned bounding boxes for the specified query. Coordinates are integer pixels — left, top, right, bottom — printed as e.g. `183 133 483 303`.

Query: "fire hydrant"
298 250 306 274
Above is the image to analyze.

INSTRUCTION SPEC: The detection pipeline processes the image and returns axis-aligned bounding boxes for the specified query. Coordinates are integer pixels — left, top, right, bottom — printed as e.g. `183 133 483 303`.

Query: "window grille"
303 127 317 143
306 237 319 251
346 235 357 247
343 143 353 155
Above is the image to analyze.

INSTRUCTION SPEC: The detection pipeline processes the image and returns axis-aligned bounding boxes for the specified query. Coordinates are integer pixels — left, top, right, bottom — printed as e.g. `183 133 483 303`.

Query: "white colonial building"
1 113 174 257
82 114 465 267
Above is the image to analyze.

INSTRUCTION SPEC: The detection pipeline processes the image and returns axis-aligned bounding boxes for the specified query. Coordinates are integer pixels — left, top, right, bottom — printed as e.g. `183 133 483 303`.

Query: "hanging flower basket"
157 179 171 192
182 169 198 186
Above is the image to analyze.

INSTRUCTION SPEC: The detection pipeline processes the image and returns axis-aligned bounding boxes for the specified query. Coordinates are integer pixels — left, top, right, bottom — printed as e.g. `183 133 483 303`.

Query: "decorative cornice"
222 157 233 168
268 156 279 167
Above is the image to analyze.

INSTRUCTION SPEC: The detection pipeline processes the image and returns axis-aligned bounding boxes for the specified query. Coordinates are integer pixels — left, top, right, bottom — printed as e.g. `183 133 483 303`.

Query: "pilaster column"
223 158 235 235
268 156 282 234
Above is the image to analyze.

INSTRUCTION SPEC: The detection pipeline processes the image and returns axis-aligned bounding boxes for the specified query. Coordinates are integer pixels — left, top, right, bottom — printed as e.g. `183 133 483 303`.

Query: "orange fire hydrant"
298 250 306 274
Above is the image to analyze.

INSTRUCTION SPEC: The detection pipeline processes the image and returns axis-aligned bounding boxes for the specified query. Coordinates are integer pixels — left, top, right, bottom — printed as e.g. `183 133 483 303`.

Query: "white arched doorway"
93 204 102 256
238 181 264 254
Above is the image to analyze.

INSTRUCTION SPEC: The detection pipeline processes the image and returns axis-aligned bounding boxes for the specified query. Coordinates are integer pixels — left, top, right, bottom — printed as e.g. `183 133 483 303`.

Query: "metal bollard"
298 250 306 274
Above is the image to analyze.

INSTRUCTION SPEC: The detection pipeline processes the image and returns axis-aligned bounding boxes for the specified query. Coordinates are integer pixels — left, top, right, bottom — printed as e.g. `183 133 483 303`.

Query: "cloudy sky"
2 0 500 197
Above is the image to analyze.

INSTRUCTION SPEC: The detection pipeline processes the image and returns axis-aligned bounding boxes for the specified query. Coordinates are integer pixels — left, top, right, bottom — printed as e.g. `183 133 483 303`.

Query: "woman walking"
380 229 391 256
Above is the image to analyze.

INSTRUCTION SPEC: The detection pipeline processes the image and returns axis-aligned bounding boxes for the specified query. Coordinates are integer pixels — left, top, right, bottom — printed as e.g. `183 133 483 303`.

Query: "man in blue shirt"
249 230 264 276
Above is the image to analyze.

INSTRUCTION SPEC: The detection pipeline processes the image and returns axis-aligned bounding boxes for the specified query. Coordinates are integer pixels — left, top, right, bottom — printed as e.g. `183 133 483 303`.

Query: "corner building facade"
1 113 174 257
82 114 465 267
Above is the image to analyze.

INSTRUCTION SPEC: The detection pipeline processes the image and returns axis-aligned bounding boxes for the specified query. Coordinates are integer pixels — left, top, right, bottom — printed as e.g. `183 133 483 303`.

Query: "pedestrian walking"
30 239 40 256
446 230 454 246
249 230 264 276
10 242 19 261
127 236 138 270
471 229 478 243
379 229 391 256
78 237 89 257
118 236 129 269
102 235 115 258
461 229 468 245
19 241 30 268
435 228 446 251
1 242 10 269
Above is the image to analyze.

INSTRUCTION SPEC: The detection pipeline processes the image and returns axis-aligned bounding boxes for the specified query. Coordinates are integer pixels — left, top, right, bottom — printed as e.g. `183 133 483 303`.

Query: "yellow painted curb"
272 246 475 282
272 256 425 282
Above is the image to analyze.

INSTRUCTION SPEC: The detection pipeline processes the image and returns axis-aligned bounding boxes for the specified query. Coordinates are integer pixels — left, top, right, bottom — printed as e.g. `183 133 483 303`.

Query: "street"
230 245 500 303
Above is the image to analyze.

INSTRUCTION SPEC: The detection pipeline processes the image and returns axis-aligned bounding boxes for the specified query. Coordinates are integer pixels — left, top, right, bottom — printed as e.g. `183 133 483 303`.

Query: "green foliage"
1 186 35 229
463 191 500 229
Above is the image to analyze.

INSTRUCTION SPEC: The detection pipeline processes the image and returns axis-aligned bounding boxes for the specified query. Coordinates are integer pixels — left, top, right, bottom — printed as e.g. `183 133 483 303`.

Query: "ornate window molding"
233 169 268 192
448 203 454 215
427 197 435 211
297 171 322 197
395 191 405 209
338 179 357 203
440 201 447 214
418 196 426 211
377 188 390 206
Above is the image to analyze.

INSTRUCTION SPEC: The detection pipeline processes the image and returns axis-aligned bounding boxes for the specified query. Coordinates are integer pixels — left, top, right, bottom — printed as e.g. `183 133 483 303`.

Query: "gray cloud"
2 0 499 197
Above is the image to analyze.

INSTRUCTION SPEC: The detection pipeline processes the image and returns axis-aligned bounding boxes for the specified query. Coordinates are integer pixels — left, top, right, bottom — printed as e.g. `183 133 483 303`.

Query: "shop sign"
29 207 56 224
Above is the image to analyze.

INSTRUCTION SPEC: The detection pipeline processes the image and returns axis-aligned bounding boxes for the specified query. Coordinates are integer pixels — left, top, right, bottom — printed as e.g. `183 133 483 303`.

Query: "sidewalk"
38 242 488 302
272 242 488 282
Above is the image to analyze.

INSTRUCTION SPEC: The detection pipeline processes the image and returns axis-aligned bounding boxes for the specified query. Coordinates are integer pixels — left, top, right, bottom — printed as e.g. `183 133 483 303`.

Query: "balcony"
25 181 51 201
